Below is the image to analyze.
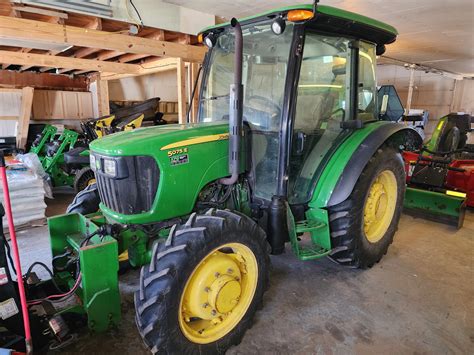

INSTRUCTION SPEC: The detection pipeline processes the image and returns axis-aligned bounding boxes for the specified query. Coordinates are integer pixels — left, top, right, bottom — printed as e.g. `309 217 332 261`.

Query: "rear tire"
73 167 96 193
66 183 100 214
135 209 270 354
328 147 405 268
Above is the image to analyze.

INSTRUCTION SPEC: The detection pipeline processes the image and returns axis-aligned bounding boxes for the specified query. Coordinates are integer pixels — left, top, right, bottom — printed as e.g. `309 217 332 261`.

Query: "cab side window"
357 41 377 121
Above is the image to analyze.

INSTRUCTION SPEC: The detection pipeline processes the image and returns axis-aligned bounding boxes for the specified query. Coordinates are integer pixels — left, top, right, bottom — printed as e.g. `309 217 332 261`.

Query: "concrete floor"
13 190 474 354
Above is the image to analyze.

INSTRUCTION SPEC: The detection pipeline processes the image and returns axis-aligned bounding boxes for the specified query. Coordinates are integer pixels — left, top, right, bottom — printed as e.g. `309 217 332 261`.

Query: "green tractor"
18 3 423 353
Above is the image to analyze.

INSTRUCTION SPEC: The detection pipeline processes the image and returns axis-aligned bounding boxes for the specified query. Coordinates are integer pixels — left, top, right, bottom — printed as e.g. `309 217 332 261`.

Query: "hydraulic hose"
0 150 33 354
220 18 243 185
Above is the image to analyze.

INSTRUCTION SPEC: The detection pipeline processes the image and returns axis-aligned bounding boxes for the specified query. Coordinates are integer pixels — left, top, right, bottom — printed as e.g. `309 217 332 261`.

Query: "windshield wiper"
200 94 230 101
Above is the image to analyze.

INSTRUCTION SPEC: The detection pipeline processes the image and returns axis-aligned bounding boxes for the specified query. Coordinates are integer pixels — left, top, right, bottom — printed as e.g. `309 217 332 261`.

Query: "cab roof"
200 4 398 46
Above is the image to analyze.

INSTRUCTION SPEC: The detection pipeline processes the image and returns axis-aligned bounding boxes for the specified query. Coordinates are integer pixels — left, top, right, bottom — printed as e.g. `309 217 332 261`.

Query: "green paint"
287 202 331 261
404 187 465 218
308 121 388 209
29 124 57 158
48 213 121 332
200 4 397 37
90 122 231 224
425 115 447 152
42 129 81 187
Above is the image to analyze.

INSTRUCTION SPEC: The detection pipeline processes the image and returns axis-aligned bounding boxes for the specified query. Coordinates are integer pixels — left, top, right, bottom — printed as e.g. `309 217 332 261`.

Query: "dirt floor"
12 189 474 354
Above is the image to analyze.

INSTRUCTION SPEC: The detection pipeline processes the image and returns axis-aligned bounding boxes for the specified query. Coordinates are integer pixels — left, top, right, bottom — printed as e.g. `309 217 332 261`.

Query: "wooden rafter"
0 16 207 63
0 50 141 74
100 57 178 81
96 50 125 61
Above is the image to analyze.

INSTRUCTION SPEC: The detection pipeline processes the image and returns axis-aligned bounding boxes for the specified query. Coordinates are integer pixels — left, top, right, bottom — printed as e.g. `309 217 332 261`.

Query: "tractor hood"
89 121 229 157
88 120 233 224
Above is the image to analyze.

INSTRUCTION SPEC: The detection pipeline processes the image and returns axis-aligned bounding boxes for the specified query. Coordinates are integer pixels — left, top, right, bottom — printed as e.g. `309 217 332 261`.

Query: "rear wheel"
73 167 96 193
135 209 270 354
328 147 405 268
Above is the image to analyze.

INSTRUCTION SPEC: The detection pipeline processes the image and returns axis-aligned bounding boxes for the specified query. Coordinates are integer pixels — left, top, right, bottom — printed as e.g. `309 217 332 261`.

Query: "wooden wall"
0 89 21 136
32 90 94 120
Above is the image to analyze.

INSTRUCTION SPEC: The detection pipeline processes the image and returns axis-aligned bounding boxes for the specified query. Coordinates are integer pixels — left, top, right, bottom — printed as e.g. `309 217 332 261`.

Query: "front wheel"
328 146 405 268
135 209 270 354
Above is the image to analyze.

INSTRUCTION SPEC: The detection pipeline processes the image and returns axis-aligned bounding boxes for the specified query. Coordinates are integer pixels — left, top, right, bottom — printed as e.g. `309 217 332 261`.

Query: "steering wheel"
247 95 282 118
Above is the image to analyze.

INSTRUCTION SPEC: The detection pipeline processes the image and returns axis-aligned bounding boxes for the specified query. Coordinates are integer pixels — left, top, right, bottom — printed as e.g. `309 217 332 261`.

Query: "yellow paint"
87 178 96 186
118 250 128 262
160 133 229 151
179 243 258 344
94 114 115 138
363 170 398 243
122 113 144 131
446 190 466 198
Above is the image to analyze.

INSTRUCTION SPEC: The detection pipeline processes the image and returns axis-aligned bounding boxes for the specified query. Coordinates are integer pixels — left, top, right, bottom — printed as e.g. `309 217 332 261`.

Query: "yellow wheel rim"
179 243 258 344
87 178 96 186
363 170 398 243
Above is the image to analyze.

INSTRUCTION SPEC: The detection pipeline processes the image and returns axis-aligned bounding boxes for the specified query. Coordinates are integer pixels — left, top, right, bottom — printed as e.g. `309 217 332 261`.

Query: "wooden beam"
0 50 141 74
97 79 109 117
0 70 88 91
16 87 34 149
90 76 110 117
3 48 31 70
96 50 125 61
12 5 68 19
71 70 92 76
21 49 61 72
0 116 19 120
100 57 178 81
118 53 151 63
0 16 207 63
177 58 186 124
74 47 102 59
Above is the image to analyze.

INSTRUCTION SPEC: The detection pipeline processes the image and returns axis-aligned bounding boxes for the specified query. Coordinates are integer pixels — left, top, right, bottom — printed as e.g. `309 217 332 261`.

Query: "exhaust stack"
220 18 243 185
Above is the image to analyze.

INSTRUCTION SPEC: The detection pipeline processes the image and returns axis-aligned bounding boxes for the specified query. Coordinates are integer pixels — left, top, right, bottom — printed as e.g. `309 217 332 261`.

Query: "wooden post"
16 86 34 149
405 65 415 115
90 76 110 118
190 62 200 123
177 58 187 124
97 79 110 117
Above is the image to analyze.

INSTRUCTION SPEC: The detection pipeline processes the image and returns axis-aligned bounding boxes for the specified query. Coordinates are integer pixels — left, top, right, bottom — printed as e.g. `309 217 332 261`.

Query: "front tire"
135 209 270 354
328 147 405 268
66 183 100 214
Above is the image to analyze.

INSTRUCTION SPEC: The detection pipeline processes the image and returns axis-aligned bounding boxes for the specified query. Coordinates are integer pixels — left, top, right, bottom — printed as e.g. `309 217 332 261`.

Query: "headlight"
103 159 117 176
90 154 97 171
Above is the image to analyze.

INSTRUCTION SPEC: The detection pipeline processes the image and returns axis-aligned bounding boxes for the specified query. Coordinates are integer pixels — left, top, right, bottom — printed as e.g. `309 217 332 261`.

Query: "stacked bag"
0 154 47 228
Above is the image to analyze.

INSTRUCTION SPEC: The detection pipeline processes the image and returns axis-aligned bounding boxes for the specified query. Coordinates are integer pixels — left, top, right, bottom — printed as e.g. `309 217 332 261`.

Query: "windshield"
199 21 295 200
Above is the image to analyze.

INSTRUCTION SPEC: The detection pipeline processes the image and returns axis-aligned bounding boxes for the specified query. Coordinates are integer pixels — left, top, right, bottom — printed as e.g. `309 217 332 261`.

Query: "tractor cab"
198 5 397 206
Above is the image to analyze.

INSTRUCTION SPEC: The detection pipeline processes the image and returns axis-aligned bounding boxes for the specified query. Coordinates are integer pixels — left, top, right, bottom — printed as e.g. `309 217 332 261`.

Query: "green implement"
29 124 57 160
404 187 466 228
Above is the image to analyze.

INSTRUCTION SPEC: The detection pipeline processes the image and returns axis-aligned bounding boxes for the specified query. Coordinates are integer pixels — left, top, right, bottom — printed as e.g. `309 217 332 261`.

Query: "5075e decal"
167 147 188 157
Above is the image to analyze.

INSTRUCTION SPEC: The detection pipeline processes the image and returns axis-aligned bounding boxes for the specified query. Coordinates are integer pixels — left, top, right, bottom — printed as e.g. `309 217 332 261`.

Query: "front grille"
95 155 159 215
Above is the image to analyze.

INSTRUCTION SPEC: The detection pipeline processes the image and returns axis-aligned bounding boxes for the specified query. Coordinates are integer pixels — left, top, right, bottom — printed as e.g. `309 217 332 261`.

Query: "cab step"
290 219 331 261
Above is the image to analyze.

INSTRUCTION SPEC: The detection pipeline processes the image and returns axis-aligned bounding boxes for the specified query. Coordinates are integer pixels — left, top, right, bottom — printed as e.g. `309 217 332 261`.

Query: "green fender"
309 121 421 209
290 121 421 260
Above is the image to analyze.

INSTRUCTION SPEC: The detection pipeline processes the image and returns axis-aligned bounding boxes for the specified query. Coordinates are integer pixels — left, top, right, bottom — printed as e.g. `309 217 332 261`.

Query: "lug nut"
202 302 209 308
211 310 217 316
214 272 220 278
204 287 210 292
227 268 234 274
